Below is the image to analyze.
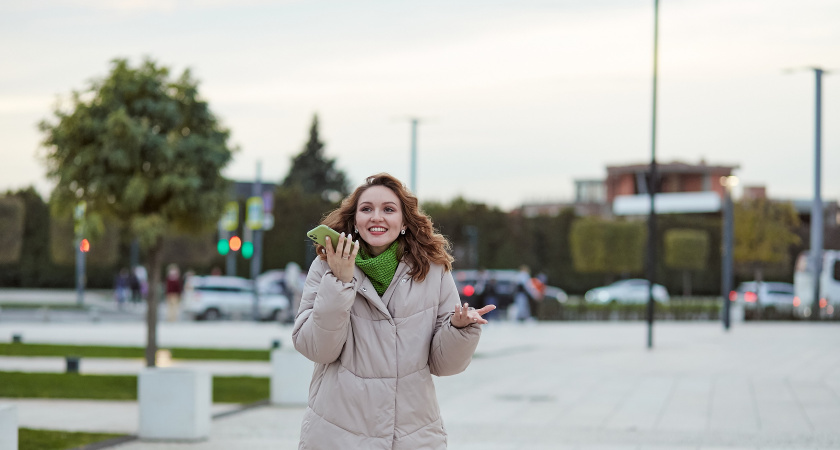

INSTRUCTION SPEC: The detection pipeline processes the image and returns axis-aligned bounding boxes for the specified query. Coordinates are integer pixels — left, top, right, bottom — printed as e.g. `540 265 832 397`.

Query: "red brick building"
605 161 738 204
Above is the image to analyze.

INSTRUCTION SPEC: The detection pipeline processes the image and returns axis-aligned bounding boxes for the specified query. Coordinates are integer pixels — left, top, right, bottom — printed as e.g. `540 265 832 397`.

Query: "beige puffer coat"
293 258 481 450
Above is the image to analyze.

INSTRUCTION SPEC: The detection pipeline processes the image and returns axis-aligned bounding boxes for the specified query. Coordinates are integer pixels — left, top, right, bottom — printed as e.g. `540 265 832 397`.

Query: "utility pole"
720 176 737 330
810 68 824 320
646 0 660 349
410 118 418 194
251 161 264 321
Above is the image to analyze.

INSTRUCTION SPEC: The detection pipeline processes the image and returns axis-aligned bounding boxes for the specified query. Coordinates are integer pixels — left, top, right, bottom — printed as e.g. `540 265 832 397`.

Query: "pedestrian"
129 268 141 304
114 268 130 310
165 264 181 322
293 173 495 449
482 277 500 321
513 265 536 322
134 265 148 301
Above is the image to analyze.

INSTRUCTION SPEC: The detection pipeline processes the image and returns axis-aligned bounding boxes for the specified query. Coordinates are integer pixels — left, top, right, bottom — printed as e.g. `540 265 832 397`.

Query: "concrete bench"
270 349 312 405
138 368 211 441
0 404 17 450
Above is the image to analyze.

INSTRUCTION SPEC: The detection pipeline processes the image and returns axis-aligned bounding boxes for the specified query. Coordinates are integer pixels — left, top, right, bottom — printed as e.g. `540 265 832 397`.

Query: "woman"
293 173 495 449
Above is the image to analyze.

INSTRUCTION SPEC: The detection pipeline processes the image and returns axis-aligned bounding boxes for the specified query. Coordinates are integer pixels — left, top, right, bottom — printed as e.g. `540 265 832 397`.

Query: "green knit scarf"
355 241 399 295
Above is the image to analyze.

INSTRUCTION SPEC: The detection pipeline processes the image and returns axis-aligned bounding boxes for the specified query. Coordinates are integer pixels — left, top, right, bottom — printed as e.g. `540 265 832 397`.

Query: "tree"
734 199 801 282
0 196 24 264
40 58 235 366
569 218 646 279
281 114 349 201
664 228 709 296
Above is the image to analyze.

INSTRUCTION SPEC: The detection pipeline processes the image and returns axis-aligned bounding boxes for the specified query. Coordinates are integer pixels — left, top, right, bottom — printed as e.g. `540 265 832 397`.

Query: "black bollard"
66 356 80 374
12 333 22 344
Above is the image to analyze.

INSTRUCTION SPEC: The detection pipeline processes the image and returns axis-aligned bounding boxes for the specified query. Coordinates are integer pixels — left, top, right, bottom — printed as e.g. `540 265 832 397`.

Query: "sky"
1 0 839 210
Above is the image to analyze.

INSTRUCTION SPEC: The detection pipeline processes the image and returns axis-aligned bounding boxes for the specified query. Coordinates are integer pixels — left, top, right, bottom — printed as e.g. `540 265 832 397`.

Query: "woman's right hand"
324 233 360 283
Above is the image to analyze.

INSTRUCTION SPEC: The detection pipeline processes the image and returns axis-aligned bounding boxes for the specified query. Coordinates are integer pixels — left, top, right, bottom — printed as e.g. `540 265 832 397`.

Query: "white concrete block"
270 349 312 405
138 368 211 441
0 404 17 450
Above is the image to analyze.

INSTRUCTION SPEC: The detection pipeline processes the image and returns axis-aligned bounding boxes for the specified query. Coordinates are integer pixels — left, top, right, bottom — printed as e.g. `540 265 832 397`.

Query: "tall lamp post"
646 0 661 349
409 118 419 194
786 67 828 319
720 176 738 330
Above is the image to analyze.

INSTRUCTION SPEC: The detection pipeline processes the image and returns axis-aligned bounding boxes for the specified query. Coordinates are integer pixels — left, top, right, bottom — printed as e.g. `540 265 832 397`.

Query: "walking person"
513 265 536 322
293 173 495 449
114 268 130 310
164 264 181 322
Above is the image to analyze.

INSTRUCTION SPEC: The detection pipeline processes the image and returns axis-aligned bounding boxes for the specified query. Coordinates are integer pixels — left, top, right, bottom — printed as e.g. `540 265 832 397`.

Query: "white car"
584 279 669 304
182 275 290 321
730 281 794 318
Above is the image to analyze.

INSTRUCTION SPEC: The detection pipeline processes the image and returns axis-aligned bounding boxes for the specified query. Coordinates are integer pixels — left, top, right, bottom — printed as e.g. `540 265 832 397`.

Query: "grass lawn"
0 303 86 310
0 343 270 361
19 428 124 450
0 372 269 403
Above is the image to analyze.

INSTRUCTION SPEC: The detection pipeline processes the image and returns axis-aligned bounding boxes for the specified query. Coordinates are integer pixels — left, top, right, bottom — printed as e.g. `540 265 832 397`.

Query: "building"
606 160 738 204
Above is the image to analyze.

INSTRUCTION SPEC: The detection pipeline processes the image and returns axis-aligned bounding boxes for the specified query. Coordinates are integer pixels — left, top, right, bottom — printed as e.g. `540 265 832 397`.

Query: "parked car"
182 275 290 321
452 269 568 308
730 281 795 319
584 279 669 304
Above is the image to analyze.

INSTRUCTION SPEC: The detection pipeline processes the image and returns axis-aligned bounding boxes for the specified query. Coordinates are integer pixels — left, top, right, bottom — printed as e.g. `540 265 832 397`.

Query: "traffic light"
217 238 230 255
79 239 90 253
241 241 254 259
229 236 242 252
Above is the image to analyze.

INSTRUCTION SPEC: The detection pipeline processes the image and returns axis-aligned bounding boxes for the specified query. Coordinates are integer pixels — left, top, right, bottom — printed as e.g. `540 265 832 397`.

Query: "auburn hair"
316 173 453 281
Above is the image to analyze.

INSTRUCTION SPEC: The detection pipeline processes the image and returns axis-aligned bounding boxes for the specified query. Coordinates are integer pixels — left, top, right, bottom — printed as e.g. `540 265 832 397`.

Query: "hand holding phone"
306 225 341 251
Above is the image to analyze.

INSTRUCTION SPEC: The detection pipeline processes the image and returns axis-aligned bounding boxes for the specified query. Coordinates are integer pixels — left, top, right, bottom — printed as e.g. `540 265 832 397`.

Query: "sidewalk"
2 321 840 449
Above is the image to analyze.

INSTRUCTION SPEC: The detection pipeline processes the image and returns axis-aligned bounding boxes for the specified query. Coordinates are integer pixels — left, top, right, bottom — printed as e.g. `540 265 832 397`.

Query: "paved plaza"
1 320 839 449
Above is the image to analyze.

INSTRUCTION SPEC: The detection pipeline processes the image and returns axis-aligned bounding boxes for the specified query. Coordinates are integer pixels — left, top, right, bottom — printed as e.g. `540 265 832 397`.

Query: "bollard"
0 404 17 450
11 334 21 344
270 349 312 405
271 339 282 349
138 368 211 441
66 356 80 374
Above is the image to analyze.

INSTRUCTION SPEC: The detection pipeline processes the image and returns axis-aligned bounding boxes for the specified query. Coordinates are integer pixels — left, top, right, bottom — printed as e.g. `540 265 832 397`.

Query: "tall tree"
734 199 800 282
40 58 235 366
282 114 349 200
664 228 709 296
569 218 646 279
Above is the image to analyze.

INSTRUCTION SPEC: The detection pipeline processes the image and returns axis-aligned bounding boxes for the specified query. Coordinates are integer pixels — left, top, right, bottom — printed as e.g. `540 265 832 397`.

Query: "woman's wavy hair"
316 173 453 281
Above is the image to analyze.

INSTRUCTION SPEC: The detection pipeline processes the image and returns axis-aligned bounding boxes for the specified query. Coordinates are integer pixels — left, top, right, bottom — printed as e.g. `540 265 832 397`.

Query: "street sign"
262 190 274 213
263 213 275 231
222 202 239 231
246 197 264 230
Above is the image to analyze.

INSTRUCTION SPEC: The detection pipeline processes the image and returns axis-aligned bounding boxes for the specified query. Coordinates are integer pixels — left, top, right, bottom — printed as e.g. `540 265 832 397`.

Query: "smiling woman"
291 173 495 449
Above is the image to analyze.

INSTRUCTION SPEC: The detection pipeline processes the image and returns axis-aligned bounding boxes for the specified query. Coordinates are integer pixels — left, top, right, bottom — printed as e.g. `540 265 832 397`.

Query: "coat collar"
354 261 411 319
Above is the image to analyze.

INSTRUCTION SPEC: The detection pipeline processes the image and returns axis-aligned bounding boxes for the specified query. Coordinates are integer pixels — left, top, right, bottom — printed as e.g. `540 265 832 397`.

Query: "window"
834 261 840 281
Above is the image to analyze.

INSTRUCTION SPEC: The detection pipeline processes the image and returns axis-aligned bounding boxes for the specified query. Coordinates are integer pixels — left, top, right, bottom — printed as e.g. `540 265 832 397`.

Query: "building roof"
606 161 739 175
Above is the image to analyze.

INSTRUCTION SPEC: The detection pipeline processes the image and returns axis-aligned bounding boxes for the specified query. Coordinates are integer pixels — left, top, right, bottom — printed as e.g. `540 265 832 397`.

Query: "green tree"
281 114 349 201
569 218 646 279
0 196 25 264
39 58 235 366
734 199 800 282
664 228 709 296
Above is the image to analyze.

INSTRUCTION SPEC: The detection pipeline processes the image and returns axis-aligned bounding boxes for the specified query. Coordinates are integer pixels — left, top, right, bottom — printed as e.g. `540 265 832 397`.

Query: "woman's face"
355 185 405 256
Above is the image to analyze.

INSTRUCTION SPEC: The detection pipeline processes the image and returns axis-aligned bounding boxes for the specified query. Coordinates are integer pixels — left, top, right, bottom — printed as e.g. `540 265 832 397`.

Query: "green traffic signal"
241 241 254 259
217 239 230 255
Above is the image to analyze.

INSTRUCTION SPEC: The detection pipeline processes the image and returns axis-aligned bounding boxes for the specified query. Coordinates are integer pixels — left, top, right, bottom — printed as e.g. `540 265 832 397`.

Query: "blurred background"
1 0 839 318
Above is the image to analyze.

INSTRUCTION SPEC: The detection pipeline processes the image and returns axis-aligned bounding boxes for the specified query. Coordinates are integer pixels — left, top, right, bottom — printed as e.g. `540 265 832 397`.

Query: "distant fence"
537 296 722 321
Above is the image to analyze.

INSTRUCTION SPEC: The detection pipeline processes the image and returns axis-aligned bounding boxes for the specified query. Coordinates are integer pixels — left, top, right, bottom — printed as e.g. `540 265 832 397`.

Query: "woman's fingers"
475 305 497 316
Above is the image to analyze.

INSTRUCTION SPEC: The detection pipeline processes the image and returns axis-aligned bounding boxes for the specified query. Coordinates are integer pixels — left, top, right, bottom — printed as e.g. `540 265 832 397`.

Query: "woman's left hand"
451 302 496 328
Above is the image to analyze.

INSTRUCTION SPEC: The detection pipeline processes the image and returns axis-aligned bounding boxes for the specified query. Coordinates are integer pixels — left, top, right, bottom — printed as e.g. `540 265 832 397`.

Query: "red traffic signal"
79 239 90 253
229 236 242 252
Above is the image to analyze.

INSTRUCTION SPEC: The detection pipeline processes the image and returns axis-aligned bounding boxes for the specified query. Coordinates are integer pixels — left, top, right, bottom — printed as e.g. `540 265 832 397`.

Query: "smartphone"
306 224 341 251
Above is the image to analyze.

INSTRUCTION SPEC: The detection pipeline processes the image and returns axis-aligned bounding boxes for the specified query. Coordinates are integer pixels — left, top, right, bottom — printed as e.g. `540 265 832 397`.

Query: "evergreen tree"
282 114 349 200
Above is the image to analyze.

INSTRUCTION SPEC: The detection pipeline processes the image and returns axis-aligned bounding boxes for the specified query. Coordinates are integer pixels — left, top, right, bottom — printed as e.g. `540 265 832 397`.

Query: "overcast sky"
1 0 838 209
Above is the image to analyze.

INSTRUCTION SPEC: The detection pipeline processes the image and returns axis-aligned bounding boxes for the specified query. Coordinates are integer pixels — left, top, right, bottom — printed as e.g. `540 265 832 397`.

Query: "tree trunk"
145 236 164 367
682 270 692 296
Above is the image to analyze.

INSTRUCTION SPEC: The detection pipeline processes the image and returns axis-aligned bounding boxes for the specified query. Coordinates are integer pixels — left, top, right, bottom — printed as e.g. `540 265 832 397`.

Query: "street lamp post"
810 68 824 320
410 118 418 193
646 0 660 349
720 176 738 330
